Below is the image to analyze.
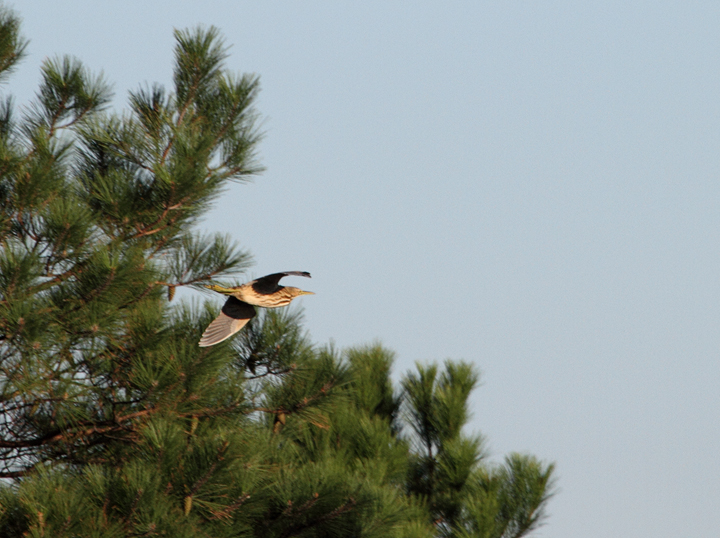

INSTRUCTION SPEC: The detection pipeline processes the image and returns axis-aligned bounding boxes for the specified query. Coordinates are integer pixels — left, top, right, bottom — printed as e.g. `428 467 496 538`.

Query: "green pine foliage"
0 5 555 537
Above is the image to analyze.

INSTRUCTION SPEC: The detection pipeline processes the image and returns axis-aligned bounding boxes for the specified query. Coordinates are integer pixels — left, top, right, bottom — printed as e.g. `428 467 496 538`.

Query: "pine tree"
0 6 554 537
403 362 555 538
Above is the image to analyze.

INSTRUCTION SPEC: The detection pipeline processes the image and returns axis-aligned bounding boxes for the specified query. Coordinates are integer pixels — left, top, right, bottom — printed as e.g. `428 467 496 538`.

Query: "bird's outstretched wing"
198 297 257 347
251 271 311 294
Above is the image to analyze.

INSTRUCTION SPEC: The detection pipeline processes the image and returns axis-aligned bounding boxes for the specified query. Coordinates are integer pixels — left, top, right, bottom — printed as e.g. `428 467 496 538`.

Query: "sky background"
7 1 720 536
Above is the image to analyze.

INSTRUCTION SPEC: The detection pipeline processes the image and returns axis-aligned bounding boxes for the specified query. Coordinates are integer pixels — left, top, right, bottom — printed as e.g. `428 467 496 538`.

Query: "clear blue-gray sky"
9 1 720 536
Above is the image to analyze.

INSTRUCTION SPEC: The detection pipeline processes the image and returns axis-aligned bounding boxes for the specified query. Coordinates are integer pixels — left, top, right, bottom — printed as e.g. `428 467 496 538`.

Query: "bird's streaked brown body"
198 271 313 347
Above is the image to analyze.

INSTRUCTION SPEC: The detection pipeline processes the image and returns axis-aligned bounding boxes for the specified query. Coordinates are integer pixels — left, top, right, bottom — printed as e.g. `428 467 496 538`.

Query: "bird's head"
285 286 314 298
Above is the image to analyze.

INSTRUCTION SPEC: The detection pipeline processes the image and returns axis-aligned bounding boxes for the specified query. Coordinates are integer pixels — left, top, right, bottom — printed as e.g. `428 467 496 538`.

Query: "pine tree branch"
159 87 195 166
147 233 173 259
255 379 335 418
129 197 187 240
278 497 357 538
26 266 79 294
15 210 40 242
116 281 156 310
155 264 229 288
45 94 68 139
0 468 33 478
188 462 217 497
244 363 295 380
176 400 246 419
0 408 155 449
67 266 116 312
107 137 156 175
207 494 250 521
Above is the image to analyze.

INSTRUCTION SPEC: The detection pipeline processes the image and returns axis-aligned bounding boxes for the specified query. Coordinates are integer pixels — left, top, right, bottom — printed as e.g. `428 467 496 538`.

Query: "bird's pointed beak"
205 284 236 295
300 290 315 296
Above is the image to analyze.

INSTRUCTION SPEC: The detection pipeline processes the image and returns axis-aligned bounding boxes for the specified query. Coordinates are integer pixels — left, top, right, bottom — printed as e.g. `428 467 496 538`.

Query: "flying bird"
198 271 313 347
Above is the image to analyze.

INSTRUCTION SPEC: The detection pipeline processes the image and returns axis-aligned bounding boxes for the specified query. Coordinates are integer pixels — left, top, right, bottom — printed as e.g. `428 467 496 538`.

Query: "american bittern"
198 271 313 347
